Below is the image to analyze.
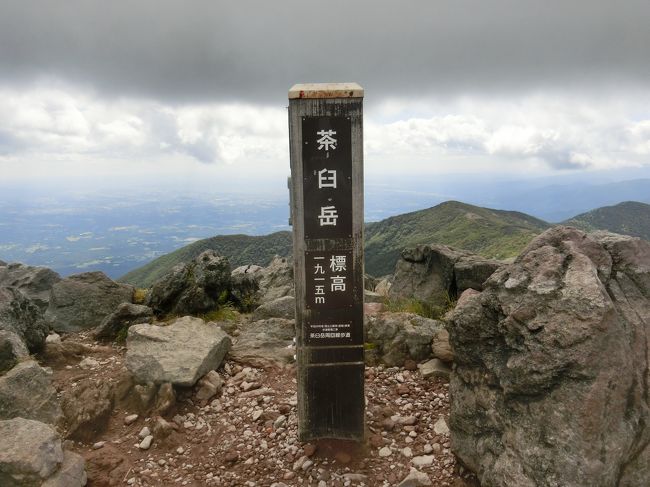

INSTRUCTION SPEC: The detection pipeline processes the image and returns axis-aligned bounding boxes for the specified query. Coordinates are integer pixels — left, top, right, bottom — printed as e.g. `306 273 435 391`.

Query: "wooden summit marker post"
288 83 365 441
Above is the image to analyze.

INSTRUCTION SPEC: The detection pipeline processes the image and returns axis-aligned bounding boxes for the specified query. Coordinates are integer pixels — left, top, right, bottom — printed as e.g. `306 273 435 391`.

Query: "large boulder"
126 316 232 387
42 450 86 487
365 312 444 366
0 262 61 311
0 330 29 373
0 287 49 352
389 244 501 307
0 418 86 487
45 272 134 332
230 318 295 367
257 256 294 304
447 227 650 487
252 295 295 321
0 360 63 425
0 417 63 486
230 256 294 309
146 250 231 316
93 302 153 341
231 264 263 311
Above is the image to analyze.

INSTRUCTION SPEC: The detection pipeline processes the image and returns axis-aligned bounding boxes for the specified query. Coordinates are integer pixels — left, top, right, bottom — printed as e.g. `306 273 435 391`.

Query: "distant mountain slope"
121 201 551 287
120 231 292 288
564 201 650 241
365 201 550 276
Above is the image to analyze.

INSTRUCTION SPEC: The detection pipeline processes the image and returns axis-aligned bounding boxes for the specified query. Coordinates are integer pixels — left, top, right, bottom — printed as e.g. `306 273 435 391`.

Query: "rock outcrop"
0 360 63 425
146 250 231 316
0 262 61 311
0 287 49 352
0 417 86 487
126 316 232 386
252 295 295 321
45 272 134 332
365 312 444 366
389 244 500 306
447 227 650 486
93 303 153 341
257 256 294 304
0 330 29 373
230 256 294 309
230 318 295 367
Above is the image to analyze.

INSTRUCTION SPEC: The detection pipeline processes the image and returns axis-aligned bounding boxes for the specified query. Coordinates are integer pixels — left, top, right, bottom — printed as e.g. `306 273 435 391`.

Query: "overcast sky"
1 0 649 191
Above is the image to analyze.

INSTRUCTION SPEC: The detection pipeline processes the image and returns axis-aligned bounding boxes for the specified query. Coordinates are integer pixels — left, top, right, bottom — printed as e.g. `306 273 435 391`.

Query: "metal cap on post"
288 83 365 442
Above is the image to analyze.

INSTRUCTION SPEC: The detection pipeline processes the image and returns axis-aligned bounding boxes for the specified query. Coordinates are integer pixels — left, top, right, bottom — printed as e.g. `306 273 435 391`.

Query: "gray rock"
93 302 154 340
397 467 432 487
365 312 443 366
258 256 294 304
252 295 295 321
0 287 49 352
0 263 61 311
418 358 451 380
231 264 263 311
389 244 500 307
61 378 113 441
0 417 63 487
431 328 453 363
42 450 87 487
230 318 295 367
126 316 232 386
0 330 29 373
146 250 231 316
45 272 134 332
447 227 650 487
0 360 63 425
374 276 392 297
195 370 224 402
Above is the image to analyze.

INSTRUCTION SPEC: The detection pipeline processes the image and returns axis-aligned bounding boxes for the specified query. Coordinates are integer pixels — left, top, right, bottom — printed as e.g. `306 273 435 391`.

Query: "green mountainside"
364 201 550 276
121 201 551 287
563 201 650 241
120 231 292 288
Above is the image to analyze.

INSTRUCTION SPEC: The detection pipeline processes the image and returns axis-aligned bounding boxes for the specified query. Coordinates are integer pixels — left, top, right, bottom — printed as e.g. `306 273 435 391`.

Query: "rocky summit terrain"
1 225 649 487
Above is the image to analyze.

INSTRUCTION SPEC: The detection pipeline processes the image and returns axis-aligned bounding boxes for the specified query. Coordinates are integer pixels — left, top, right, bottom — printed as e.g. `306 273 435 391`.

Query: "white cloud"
1 82 649 187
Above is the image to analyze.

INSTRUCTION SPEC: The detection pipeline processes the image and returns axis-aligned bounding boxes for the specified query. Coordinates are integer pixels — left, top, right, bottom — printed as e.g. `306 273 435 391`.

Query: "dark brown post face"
288 83 365 441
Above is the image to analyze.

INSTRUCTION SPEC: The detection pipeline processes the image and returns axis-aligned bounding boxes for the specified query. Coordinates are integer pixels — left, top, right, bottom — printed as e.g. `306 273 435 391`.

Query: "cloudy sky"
1 0 649 192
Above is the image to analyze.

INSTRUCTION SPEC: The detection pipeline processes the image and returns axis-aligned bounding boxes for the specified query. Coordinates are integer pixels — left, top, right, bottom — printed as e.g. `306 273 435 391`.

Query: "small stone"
411 455 434 467
138 426 151 439
124 414 138 425
176 446 185 454
45 333 62 344
423 444 433 454
343 473 368 482
92 441 105 450
79 357 99 369
397 467 432 487
382 418 395 431
138 435 153 450
433 417 450 436
378 446 392 457
252 410 263 421
274 415 287 429
402 447 413 457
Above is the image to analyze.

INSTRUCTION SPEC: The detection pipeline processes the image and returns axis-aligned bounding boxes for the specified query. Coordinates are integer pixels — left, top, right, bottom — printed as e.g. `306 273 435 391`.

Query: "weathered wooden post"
288 83 365 441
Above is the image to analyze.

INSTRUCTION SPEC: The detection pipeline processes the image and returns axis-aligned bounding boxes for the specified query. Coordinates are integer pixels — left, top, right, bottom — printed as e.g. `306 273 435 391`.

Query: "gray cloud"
1 1 649 104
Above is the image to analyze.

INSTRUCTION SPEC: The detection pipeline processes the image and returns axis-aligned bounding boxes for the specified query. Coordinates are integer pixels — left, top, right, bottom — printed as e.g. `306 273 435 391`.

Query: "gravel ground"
46 332 478 487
